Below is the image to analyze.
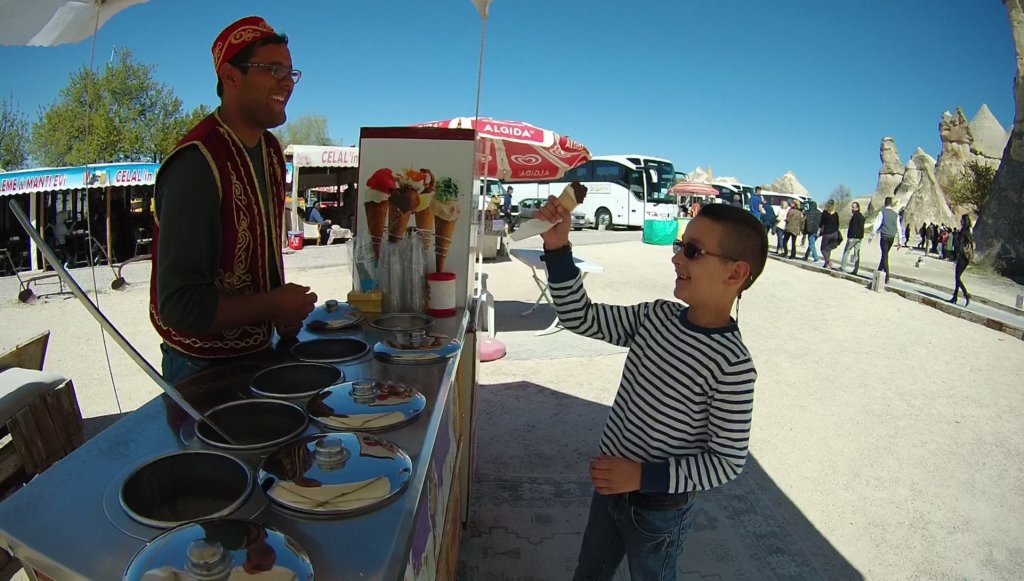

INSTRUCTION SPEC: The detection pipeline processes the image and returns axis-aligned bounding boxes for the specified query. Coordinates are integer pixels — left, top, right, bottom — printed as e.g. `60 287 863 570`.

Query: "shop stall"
285 144 360 234
0 128 481 580
0 162 158 272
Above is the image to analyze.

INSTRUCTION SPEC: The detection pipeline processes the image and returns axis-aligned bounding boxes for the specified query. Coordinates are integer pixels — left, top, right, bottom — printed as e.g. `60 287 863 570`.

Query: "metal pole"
8 199 238 445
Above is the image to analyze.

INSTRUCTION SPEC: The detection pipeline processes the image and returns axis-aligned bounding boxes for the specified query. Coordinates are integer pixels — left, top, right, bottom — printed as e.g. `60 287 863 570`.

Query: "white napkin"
509 218 556 241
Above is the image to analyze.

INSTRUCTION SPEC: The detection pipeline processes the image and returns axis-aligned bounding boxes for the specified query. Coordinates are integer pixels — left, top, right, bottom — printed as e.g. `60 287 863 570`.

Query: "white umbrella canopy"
0 0 148 47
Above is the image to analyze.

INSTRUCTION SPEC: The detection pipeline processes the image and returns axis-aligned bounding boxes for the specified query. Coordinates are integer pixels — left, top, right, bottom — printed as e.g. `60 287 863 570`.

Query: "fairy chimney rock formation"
899 147 955 228
768 171 809 197
935 107 977 198
687 166 713 183
969 104 1009 161
868 137 906 214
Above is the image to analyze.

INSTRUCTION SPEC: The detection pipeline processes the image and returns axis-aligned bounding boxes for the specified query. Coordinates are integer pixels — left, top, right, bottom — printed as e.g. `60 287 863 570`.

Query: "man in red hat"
149 16 316 384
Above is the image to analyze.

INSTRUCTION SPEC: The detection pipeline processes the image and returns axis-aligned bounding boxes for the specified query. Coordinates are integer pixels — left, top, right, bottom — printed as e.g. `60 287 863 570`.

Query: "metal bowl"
290 337 371 363
250 362 344 399
119 451 252 529
195 399 309 451
369 313 434 347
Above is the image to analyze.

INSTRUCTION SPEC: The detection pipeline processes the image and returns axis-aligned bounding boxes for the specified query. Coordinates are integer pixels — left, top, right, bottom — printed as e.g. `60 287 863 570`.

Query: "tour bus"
710 181 758 209
759 190 810 224
507 155 677 229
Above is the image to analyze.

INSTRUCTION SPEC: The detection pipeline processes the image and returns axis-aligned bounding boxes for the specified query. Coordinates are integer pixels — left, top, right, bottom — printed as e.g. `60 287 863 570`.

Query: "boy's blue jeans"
573 491 695 581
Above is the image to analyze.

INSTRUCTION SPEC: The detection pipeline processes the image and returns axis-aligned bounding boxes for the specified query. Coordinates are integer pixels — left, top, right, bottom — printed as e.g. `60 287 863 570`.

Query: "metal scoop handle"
9 201 238 445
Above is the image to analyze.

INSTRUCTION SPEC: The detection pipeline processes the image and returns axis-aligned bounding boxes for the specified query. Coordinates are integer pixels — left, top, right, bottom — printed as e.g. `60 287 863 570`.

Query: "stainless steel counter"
0 309 469 580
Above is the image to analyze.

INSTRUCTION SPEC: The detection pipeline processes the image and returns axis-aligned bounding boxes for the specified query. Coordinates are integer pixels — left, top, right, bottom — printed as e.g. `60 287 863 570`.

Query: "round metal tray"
373 334 461 365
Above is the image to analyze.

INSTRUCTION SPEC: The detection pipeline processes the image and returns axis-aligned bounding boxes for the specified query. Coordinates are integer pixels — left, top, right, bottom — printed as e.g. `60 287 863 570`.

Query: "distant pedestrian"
749 186 764 222
917 222 927 250
929 223 939 254
840 202 865 275
802 200 822 262
773 207 786 253
818 200 841 269
783 200 803 258
950 215 974 306
869 196 904 284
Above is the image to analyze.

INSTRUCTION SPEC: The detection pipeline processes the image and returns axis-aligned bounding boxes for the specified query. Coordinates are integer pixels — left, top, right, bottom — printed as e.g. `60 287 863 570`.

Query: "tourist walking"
802 200 822 262
917 222 927 250
783 200 804 259
950 215 974 306
818 200 841 269
840 202 865 275
869 196 904 284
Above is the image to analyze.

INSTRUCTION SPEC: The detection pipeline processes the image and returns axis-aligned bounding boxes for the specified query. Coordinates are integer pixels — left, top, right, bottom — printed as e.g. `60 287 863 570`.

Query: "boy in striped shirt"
535 200 768 580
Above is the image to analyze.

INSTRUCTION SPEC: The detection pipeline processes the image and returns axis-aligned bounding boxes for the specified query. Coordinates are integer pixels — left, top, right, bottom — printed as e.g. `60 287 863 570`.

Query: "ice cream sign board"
354 127 478 308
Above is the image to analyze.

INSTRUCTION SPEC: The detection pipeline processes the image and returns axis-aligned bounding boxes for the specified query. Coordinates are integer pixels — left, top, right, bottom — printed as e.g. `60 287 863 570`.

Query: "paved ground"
2 230 1023 580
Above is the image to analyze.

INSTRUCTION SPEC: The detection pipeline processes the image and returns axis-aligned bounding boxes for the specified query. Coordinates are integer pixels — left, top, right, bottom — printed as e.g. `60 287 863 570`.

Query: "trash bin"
287 231 304 251
642 219 677 246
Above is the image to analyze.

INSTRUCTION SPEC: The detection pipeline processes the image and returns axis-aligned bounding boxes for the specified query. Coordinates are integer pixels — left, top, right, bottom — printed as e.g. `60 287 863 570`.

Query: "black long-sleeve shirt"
820 211 839 235
847 211 865 239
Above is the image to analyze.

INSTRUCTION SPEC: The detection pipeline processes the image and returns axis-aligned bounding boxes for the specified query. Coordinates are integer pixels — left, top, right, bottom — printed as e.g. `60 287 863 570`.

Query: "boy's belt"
626 491 694 511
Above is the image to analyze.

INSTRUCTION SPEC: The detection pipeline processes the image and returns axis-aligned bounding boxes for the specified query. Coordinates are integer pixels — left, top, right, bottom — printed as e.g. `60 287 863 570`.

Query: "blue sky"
0 0 1013 199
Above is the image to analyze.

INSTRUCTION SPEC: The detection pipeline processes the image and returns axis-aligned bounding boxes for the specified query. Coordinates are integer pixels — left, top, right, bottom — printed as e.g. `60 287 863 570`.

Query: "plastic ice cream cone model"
388 168 426 243
509 181 588 242
430 176 461 272
414 169 436 250
365 168 398 260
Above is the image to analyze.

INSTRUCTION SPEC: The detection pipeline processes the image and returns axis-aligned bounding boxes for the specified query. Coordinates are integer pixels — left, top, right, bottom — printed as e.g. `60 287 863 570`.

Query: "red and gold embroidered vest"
149 111 286 358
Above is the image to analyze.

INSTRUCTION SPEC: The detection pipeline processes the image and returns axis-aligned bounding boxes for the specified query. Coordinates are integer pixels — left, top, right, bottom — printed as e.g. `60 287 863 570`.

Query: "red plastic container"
287 231 304 251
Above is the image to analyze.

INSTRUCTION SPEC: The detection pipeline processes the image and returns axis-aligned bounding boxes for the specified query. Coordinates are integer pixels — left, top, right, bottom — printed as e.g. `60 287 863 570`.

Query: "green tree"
272 113 336 148
1 95 30 170
30 48 203 166
948 159 996 217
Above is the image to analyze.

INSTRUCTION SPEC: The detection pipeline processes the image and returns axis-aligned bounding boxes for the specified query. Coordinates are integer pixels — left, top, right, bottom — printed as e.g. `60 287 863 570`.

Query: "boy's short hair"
696 204 769 292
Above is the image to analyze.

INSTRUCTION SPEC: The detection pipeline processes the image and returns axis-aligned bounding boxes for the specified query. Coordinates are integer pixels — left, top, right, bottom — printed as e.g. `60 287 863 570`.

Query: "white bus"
507 155 677 229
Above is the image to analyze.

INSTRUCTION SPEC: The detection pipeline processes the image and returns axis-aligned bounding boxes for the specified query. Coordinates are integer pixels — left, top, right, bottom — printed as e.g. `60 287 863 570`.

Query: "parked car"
517 198 590 230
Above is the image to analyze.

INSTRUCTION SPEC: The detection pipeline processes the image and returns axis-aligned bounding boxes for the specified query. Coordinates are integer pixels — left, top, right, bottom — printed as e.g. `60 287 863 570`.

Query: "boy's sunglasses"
673 241 735 261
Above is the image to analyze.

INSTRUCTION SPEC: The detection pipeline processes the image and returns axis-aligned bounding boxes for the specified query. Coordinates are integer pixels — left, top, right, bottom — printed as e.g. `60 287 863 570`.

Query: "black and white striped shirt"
546 254 756 494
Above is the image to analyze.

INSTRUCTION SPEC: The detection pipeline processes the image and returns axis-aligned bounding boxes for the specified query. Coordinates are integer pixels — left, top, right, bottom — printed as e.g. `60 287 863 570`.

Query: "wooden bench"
0 333 85 578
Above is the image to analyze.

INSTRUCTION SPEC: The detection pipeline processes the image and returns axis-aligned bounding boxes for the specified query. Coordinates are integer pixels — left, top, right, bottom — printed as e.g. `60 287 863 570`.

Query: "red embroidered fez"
212 16 278 72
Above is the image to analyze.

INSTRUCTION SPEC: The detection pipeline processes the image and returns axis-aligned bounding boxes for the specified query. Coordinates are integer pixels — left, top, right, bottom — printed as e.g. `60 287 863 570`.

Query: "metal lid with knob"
123 518 314 580
307 379 426 432
258 432 412 516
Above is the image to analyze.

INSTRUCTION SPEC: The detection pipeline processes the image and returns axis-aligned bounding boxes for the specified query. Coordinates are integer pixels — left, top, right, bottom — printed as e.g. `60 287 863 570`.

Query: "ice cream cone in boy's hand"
510 181 588 241
388 168 426 242
558 181 587 211
415 169 435 249
365 168 397 260
431 176 460 272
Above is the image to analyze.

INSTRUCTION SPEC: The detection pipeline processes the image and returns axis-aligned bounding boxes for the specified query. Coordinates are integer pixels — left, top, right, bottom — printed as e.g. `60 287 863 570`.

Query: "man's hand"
271 283 317 329
589 455 641 495
535 196 572 251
